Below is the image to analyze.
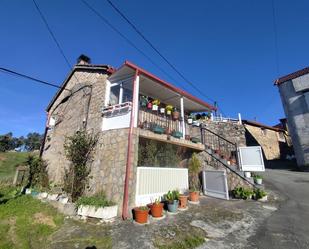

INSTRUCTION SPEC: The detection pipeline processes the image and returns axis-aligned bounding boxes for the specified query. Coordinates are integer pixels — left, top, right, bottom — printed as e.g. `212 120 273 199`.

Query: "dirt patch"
0 155 6 161
34 212 56 227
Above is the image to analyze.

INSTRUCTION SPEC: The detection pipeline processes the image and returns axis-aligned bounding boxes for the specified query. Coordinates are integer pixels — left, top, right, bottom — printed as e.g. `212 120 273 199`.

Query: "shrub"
232 187 254 200
76 192 114 209
253 189 267 200
188 153 201 191
27 154 49 188
63 131 98 202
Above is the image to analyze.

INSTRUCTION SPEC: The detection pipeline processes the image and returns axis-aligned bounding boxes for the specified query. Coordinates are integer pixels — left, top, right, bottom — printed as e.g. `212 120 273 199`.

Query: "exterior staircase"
200 126 257 187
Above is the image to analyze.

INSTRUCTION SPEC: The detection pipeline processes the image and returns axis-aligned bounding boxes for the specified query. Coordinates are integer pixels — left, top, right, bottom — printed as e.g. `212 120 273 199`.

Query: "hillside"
0 152 29 183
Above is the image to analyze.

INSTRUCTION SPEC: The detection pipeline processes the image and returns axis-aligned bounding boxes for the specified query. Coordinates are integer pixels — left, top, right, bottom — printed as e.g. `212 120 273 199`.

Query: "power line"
32 0 73 71
106 0 216 105
0 67 68 90
271 0 280 76
81 0 188 92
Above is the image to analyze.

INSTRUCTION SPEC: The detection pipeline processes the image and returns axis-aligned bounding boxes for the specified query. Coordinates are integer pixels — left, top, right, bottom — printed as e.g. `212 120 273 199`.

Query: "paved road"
246 169 309 249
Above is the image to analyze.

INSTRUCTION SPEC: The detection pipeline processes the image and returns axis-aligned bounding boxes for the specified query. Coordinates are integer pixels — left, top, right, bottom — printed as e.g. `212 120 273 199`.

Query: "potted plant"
152 124 164 134
190 137 200 144
165 190 179 213
140 95 148 107
178 194 188 209
171 130 183 139
244 172 251 178
152 99 160 111
254 175 263 185
188 153 201 203
134 206 149 224
160 106 165 114
172 107 180 120
187 114 194 124
232 187 253 200
253 189 268 201
147 100 152 109
166 105 173 115
149 198 164 218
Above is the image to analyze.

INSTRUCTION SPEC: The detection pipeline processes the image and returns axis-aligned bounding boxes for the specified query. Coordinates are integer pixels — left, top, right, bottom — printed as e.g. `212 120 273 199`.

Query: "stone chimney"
77 54 91 65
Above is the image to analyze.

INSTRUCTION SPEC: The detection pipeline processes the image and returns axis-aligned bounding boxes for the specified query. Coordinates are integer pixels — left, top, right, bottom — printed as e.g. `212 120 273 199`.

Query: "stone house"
275 67 309 167
242 120 293 161
41 55 256 219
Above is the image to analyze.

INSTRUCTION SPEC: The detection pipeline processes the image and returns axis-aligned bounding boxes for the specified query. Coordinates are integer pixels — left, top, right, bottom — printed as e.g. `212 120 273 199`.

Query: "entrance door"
202 170 229 200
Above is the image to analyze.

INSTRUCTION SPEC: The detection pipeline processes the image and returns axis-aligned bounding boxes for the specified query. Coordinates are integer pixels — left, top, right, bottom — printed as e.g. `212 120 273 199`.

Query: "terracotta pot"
150 203 164 217
178 195 188 209
134 207 149 224
172 111 180 120
189 191 199 202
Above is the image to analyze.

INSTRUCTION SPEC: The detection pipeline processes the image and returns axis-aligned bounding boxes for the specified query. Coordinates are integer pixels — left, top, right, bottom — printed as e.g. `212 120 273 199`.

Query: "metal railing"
201 126 238 165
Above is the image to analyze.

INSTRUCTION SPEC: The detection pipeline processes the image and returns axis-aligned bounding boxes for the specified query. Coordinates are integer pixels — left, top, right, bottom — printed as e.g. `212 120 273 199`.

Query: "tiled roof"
275 66 309 85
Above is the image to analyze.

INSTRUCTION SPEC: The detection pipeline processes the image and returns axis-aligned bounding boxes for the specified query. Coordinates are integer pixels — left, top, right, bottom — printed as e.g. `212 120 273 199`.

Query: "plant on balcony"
171 130 183 139
166 105 173 115
188 153 201 203
172 107 180 120
147 99 152 109
190 137 200 144
152 99 160 111
187 113 194 124
140 95 148 107
152 124 164 134
160 106 165 114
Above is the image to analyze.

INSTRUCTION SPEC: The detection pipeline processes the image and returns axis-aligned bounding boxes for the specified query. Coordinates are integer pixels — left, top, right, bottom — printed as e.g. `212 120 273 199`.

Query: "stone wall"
189 121 246 147
244 124 281 160
42 67 139 215
196 151 252 191
278 77 309 166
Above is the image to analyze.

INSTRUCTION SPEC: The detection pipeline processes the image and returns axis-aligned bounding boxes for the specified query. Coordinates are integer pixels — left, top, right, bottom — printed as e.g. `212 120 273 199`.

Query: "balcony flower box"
190 137 200 143
152 125 164 134
77 205 118 220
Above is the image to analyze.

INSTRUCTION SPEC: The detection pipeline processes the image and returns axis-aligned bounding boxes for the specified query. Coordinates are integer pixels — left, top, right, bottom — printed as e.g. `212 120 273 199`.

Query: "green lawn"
0 187 64 249
0 152 29 183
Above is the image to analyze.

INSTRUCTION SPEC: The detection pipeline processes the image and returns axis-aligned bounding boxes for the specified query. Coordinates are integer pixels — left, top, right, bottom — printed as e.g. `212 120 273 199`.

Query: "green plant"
188 153 201 191
172 190 180 200
76 192 114 209
63 131 98 202
27 154 49 188
254 174 262 180
136 206 149 211
166 105 173 111
253 189 267 200
232 187 254 200
152 99 160 106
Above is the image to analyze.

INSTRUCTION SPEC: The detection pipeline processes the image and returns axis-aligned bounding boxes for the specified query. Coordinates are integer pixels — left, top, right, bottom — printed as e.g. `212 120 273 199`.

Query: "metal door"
238 146 265 172
202 170 229 200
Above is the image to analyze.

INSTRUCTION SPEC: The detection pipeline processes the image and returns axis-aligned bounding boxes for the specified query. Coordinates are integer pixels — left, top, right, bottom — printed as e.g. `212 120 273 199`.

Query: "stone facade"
42 65 138 215
277 74 309 166
196 151 252 191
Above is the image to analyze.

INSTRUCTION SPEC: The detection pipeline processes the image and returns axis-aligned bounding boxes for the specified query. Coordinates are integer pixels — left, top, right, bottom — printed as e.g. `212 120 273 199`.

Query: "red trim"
122 69 139 220
275 66 309 85
124 61 217 111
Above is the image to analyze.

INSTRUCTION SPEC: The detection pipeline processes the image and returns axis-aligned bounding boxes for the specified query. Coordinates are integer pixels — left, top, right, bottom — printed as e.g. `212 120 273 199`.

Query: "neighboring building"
42 55 255 218
275 67 309 166
243 120 293 161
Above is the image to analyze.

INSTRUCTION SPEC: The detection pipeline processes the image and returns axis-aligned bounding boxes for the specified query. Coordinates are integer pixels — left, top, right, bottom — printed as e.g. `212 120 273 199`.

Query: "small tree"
64 131 97 201
27 154 49 188
188 153 201 191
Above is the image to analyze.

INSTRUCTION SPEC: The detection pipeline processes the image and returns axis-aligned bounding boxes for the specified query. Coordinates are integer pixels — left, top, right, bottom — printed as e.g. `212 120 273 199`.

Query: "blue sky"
1 0 309 136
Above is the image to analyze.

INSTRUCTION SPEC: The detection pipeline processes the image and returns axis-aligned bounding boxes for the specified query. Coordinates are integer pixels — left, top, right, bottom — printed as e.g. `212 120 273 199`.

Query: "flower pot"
245 172 251 178
150 203 164 217
255 178 262 185
152 105 158 111
167 200 178 213
147 102 152 109
189 191 199 202
172 111 180 120
172 131 183 139
187 118 193 124
166 110 172 115
160 108 165 114
190 137 200 143
134 207 149 224
178 195 188 209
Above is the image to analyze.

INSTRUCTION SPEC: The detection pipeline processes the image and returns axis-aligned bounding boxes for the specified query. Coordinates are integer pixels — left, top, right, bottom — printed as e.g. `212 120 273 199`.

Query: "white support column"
133 75 140 127
180 97 186 138
238 113 242 124
104 79 111 107
119 83 123 104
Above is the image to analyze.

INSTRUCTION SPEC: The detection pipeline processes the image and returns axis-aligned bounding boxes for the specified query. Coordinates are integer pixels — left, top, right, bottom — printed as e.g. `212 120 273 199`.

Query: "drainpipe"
122 70 139 219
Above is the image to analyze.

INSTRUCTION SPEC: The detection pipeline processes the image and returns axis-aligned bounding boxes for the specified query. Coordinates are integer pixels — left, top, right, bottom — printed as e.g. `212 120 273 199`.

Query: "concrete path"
246 169 309 249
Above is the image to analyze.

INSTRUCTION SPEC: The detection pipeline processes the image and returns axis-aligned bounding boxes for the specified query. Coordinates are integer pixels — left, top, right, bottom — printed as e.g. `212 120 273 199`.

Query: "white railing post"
133 75 140 127
180 97 185 138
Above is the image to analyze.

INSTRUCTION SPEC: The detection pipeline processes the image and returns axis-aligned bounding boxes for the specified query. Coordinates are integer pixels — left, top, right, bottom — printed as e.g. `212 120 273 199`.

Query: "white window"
49 116 56 127
109 81 133 105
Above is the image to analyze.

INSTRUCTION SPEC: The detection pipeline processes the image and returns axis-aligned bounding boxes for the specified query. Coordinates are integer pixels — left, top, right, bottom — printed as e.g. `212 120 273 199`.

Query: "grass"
76 192 115 209
154 234 205 249
0 152 29 183
0 186 64 249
